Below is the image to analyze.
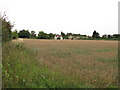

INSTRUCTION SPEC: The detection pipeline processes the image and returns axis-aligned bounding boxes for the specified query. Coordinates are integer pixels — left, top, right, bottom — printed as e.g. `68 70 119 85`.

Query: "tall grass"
2 42 89 88
23 39 118 88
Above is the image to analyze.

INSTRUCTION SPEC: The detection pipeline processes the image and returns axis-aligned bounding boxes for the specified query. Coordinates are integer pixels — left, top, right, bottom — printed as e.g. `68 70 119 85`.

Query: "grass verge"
2 42 89 88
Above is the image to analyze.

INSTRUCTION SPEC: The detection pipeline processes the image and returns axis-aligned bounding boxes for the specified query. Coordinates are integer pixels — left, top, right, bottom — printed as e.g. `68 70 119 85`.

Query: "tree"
73 34 80 36
18 30 30 38
92 30 100 38
30 31 36 38
61 31 65 36
102 34 108 38
66 33 73 36
61 31 68 39
48 33 55 39
38 31 48 39
113 34 120 38
12 30 18 39
0 13 13 42
108 34 111 38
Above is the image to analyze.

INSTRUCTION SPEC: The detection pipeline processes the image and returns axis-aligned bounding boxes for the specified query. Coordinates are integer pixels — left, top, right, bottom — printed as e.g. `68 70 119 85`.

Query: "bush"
18 30 30 38
0 14 13 42
12 30 18 39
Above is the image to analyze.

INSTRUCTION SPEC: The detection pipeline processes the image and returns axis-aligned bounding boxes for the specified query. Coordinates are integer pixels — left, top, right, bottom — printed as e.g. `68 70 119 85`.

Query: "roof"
55 35 62 37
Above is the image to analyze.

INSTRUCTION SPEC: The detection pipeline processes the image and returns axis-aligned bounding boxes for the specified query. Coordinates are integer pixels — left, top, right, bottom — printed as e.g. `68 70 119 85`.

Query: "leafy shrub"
0 14 13 42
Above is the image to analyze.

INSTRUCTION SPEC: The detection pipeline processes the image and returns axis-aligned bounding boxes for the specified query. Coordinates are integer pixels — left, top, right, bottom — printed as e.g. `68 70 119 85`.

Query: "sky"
0 0 119 36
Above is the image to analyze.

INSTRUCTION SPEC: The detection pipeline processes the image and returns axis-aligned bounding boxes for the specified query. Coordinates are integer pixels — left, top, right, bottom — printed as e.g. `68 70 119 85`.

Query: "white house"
68 35 74 40
54 35 63 40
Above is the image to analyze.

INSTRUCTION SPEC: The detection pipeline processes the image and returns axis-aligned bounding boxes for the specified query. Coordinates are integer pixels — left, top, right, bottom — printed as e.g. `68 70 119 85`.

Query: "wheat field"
23 39 118 88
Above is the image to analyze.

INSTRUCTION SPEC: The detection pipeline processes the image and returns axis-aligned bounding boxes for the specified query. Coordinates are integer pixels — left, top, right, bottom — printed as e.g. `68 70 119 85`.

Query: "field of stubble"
23 39 118 88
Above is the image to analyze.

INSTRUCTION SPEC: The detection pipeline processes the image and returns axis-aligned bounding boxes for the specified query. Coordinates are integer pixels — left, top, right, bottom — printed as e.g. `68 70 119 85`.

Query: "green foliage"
38 31 49 39
18 30 30 38
0 14 13 42
61 31 69 39
2 42 88 88
73 34 80 36
92 30 100 38
113 34 120 38
66 33 73 36
12 30 18 39
48 33 55 39
63 35 69 39
30 31 36 38
61 31 65 36
108 35 112 38
102 34 107 38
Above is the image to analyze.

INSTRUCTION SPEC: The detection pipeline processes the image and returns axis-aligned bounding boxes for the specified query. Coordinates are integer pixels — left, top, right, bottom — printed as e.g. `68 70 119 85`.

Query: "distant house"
76 36 81 39
54 35 63 40
68 35 87 40
68 35 74 40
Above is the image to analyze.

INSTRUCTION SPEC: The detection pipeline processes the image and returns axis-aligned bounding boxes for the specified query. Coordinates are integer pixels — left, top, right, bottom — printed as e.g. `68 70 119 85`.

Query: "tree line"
1 13 120 42
12 29 120 40
12 30 84 39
